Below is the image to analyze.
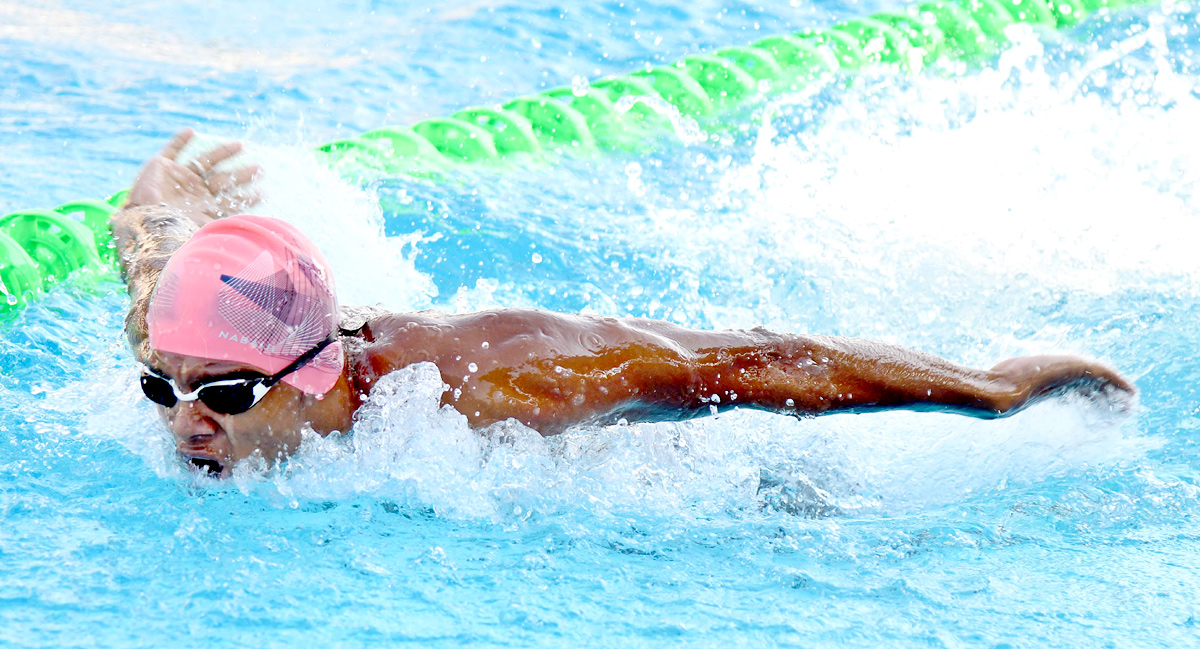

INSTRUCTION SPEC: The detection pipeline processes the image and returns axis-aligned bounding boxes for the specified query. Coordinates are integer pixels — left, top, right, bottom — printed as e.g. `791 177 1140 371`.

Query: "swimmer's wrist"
981 376 1023 416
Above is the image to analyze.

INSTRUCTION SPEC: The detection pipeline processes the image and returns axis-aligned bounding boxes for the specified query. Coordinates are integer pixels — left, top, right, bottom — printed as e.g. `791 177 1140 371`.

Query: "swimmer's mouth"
189 457 226 477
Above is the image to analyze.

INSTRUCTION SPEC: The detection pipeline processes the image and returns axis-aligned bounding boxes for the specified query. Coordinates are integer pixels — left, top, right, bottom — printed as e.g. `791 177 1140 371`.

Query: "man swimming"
110 130 1135 478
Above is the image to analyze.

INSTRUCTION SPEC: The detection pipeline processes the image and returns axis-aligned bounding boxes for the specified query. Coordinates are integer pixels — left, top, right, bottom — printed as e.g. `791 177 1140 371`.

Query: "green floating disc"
680 54 759 107
917 1 992 60
412 117 500 162
832 18 915 67
956 0 1015 45
453 107 542 156
358 126 454 174
873 12 947 65
55 199 117 264
714 46 784 83
502 96 598 154
315 136 386 160
1003 0 1058 25
591 76 677 133
1078 0 1129 10
631 67 715 118
752 36 835 89
541 87 631 149
106 189 129 209
0 231 40 316
0 209 100 290
1047 0 1087 26
314 137 395 177
796 29 867 70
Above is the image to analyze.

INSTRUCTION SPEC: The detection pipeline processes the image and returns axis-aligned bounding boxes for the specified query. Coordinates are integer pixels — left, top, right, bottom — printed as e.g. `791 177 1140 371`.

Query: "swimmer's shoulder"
337 305 450 339
338 305 456 381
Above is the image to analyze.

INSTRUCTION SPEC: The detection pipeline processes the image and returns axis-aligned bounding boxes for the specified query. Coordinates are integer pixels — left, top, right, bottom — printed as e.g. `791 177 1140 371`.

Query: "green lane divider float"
0 0 1159 320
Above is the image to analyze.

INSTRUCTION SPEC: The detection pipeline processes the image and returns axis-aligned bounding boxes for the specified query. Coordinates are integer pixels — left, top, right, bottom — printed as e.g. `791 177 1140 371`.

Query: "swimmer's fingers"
1098 366 1136 396
1102 381 1138 414
206 164 262 194
1065 360 1136 398
190 141 244 176
159 128 195 161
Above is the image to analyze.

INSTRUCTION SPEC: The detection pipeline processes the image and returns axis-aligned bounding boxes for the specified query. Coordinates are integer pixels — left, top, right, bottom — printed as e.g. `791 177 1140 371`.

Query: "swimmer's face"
146 350 343 478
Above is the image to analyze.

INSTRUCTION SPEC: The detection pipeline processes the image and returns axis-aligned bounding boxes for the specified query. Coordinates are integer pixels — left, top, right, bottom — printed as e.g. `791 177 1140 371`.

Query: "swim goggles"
139 334 337 415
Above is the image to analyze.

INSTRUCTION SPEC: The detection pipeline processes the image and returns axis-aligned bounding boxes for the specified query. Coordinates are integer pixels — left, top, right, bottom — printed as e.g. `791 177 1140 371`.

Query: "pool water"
3 0 1200 646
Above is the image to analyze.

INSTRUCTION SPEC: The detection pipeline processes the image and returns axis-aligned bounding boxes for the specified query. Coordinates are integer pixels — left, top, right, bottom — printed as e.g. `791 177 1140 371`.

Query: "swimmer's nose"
168 401 220 446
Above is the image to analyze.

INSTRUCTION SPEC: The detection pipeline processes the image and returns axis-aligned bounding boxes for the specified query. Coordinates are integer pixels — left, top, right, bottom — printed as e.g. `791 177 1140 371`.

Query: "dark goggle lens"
198 383 259 415
140 375 178 408
140 373 265 415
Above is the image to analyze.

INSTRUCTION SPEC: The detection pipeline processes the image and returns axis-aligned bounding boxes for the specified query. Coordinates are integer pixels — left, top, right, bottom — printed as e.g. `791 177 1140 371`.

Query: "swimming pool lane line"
0 0 1161 320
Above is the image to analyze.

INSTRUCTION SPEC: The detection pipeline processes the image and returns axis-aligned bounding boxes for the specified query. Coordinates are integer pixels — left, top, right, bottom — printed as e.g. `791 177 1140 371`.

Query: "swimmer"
110 130 1135 478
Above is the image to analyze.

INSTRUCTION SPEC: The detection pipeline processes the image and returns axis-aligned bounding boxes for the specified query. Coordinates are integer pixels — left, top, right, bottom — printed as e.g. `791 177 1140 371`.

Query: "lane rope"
0 0 1155 319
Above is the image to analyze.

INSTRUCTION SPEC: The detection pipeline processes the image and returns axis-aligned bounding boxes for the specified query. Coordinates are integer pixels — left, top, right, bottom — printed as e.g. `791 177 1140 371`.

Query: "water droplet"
481 341 489 350
786 398 795 407
468 362 478 373
531 253 543 264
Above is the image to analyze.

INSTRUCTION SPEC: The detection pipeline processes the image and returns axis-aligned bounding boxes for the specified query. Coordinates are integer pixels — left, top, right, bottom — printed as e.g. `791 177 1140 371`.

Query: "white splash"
251 145 438 312
214 365 1149 520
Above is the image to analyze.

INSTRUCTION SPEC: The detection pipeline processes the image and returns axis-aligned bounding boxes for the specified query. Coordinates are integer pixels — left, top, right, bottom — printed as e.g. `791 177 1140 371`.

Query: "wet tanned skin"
351 309 1133 434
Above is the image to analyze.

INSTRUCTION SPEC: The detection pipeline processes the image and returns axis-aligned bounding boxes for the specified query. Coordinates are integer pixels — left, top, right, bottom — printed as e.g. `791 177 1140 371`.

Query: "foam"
251 145 438 312
217 364 1150 520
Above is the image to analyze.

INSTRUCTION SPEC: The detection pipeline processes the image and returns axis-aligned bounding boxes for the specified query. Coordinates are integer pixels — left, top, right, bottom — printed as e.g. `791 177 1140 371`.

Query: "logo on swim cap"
216 249 333 360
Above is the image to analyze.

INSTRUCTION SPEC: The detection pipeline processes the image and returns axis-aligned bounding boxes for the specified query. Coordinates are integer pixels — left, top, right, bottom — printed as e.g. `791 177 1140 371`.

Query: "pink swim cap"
146 214 343 396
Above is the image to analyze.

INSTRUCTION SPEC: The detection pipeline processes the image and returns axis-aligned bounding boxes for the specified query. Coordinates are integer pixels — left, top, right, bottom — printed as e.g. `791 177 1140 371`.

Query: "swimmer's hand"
988 355 1136 415
125 128 261 225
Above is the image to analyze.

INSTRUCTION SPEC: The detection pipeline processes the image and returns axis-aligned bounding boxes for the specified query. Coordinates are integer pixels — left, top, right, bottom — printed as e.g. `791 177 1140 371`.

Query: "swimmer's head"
146 214 343 396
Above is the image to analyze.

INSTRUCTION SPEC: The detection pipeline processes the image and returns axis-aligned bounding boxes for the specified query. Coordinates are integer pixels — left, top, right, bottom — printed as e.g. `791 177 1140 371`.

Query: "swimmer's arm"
109 129 260 357
688 335 1136 418
610 330 1133 420
378 311 1134 433
110 129 260 274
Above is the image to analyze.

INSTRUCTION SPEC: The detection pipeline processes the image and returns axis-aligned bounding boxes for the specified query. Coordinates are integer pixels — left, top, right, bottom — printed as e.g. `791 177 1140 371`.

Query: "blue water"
4 1 1200 646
